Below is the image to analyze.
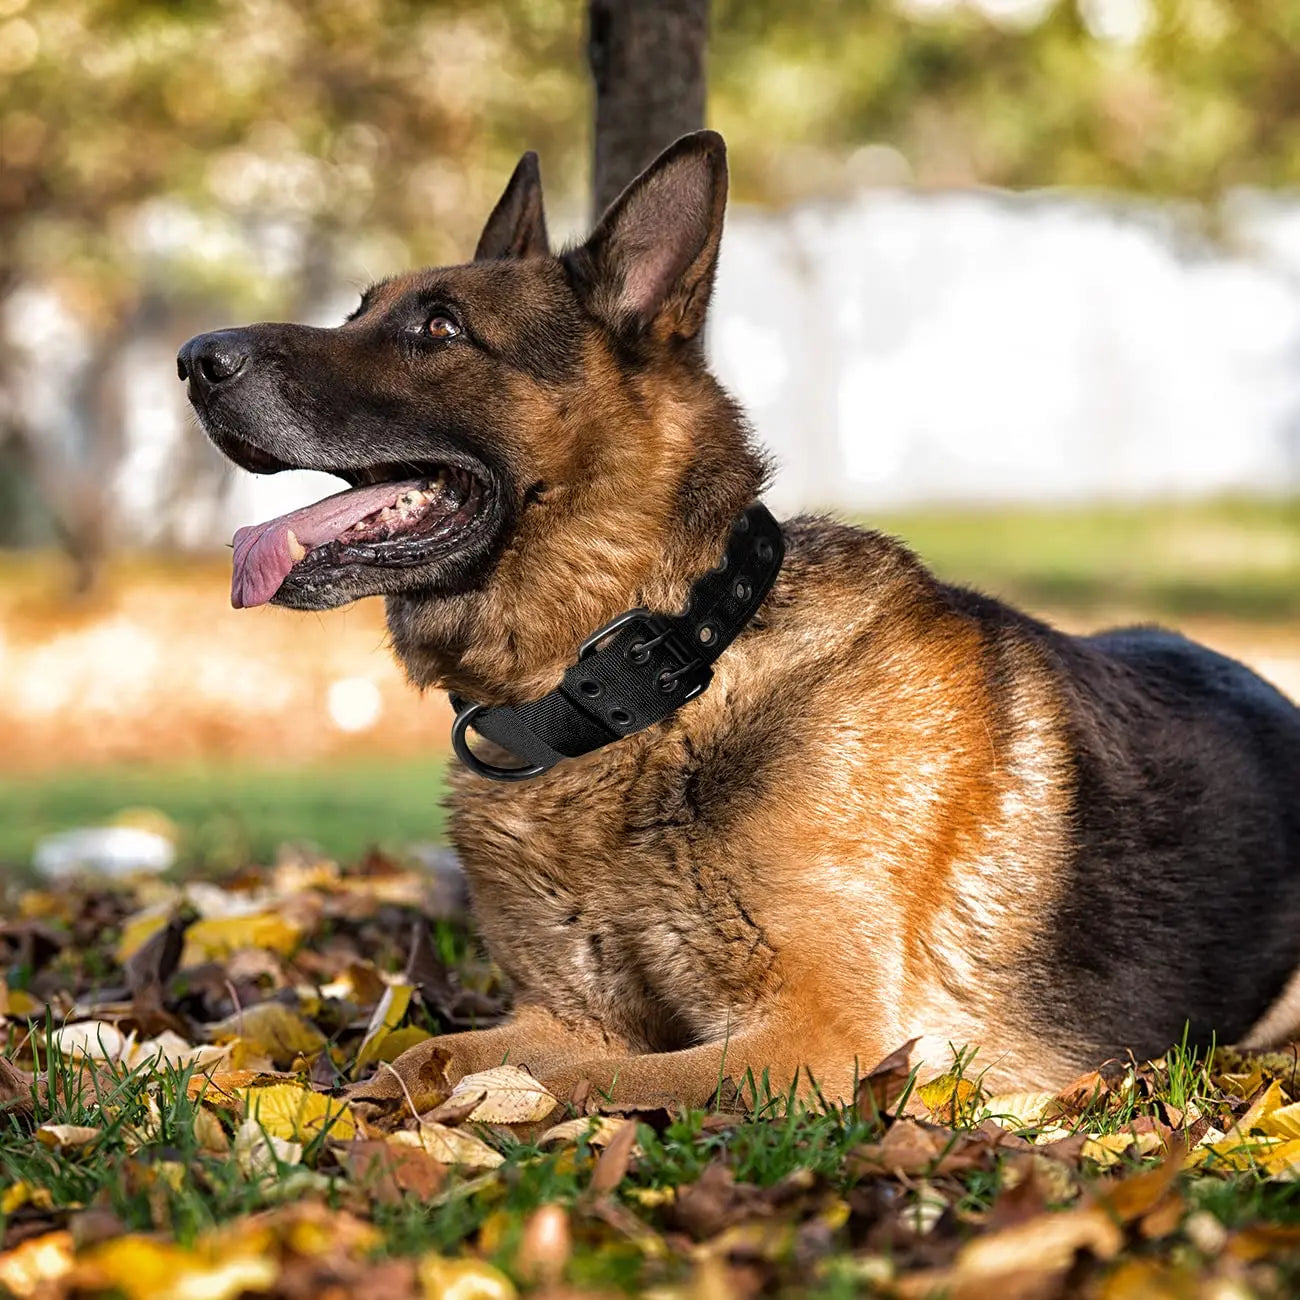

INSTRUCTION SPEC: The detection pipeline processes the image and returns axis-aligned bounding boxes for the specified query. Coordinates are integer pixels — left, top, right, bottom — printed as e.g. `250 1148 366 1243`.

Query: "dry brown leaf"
944 1203 1123 1285
854 1038 919 1121
341 1140 447 1203
587 1115 641 1197
449 1065 558 1125
514 1204 571 1285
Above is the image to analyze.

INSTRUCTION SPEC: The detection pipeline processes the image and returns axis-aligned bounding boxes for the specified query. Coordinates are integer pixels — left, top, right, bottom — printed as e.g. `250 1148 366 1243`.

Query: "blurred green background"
2 0 1299 871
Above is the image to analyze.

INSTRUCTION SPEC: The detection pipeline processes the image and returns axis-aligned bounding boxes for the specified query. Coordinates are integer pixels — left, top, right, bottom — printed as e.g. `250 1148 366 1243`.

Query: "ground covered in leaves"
2 854 1300 1298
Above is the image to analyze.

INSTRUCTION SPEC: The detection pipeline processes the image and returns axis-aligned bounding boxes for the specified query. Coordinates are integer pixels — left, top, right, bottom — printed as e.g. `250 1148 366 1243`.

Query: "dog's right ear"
474 152 550 261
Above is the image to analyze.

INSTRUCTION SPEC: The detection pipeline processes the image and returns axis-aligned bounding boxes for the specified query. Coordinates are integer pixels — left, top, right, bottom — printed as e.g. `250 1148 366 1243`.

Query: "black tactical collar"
449 502 785 781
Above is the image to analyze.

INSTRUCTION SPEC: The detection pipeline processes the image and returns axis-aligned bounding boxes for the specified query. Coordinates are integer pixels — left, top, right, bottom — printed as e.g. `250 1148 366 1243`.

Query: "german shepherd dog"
180 132 1300 1105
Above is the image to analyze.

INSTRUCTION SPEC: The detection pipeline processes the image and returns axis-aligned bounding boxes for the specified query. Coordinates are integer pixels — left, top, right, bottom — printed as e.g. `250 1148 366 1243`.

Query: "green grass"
0 757 450 873
871 495 1300 620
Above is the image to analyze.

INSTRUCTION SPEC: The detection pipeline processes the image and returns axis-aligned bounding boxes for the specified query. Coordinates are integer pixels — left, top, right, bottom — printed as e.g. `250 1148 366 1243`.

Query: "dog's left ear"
475 152 550 261
572 130 728 344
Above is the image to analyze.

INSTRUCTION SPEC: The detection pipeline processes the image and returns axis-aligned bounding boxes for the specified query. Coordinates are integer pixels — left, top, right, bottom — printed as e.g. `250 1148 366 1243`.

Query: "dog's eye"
426 315 461 340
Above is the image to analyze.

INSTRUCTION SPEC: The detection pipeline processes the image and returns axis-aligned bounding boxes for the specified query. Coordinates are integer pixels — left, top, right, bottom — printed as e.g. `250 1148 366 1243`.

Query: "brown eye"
426 314 461 340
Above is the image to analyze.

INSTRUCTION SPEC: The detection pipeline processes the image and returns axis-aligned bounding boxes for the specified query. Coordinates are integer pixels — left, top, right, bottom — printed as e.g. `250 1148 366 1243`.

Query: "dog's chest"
448 746 777 1052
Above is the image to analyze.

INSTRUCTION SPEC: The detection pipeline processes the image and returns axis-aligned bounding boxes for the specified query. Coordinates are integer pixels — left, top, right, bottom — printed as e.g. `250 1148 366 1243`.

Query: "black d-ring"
451 701 548 782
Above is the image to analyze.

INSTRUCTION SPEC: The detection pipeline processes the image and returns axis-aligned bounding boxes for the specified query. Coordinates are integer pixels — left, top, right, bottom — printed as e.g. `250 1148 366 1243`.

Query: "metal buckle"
578 607 662 659
451 701 549 783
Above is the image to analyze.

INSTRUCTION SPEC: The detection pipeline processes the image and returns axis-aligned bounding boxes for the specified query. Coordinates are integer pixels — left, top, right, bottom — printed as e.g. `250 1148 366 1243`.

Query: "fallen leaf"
587 1115 640 1196
352 978 415 1077
0 1056 35 1112
951 1204 1122 1280
0 1230 75 1298
514 1204 571 1285
206 1003 325 1067
391 1122 503 1169
418 1255 516 1300
449 1065 558 1124
981 1091 1057 1130
75 1234 279 1300
1080 1129 1164 1168
541 1114 638 1149
855 1038 919 1121
36 1123 101 1152
916 1072 979 1124
49 1020 134 1063
182 912 304 965
233 1116 303 1178
187 1069 296 1109
1257 1100 1300 1140
238 1082 356 1142
341 1140 447 1202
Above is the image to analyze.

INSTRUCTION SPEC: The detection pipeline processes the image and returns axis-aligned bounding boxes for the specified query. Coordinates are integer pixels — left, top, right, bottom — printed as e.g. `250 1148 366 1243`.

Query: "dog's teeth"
286 529 307 561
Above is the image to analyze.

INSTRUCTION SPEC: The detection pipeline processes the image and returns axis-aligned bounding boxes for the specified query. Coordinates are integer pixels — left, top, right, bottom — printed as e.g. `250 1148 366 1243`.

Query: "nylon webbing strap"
449 502 785 781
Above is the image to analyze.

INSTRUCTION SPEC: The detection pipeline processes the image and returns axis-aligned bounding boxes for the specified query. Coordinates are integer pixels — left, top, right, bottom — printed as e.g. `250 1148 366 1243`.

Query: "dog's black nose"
177 330 250 390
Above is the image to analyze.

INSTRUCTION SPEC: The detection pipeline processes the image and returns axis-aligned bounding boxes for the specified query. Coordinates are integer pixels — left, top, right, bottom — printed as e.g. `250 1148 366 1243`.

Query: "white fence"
13 186 1300 544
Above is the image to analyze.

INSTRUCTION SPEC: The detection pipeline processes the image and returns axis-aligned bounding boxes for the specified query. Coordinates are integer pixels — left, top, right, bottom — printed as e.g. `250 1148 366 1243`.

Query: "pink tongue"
230 479 424 608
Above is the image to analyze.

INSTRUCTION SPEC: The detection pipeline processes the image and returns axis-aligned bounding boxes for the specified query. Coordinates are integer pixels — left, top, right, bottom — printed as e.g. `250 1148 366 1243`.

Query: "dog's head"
182 131 766 699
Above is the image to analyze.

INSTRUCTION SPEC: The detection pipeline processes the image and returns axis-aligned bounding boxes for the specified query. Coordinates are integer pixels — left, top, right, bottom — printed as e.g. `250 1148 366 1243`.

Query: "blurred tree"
4 0 1300 574
0 0 586 587
588 0 708 216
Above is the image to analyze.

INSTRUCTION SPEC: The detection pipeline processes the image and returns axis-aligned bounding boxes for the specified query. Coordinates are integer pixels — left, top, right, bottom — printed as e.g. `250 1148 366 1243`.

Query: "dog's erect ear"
474 152 550 262
574 130 727 343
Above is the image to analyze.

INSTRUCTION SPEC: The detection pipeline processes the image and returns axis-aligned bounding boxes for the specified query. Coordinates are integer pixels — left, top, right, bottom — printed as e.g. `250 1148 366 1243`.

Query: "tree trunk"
587 0 710 219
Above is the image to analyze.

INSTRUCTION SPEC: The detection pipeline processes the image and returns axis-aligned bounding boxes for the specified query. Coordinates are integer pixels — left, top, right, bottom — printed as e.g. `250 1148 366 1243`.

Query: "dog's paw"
344 1037 457 1115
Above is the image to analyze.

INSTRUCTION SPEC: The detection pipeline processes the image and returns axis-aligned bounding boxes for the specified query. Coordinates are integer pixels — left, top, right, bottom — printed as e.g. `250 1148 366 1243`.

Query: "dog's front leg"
541 1026 830 1111
348 1003 625 1108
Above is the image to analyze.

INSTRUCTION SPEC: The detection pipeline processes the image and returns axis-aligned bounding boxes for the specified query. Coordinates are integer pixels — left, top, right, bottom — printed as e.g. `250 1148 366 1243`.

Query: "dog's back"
1040 624 1300 1059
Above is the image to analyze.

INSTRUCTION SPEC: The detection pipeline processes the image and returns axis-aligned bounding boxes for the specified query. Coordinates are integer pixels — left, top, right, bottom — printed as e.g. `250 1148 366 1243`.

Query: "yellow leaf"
391 1123 503 1169
238 1083 356 1143
115 909 170 964
1081 1130 1164 1168
1236 1079 1286 1137
353 979 415 1077
450 1066 558 1125
207 1003 325 1066
0 1230 75 1298
419 1255 516 1300
1257 1102 1300 1141
77 1236 278 1300
183 912 303 964
36 1124 101 1152
0 1182 54 1215
5 989 40 1016
916 1072 978 1121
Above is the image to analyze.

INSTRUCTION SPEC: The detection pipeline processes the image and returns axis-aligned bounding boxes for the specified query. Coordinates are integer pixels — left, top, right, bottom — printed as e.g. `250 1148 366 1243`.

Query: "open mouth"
230 461 486 609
